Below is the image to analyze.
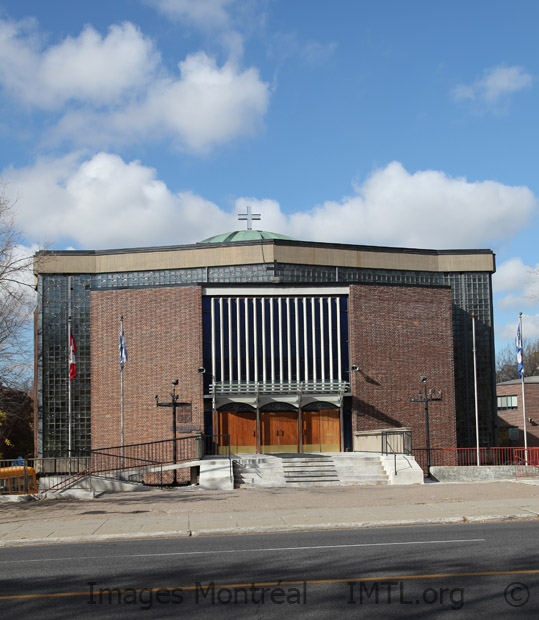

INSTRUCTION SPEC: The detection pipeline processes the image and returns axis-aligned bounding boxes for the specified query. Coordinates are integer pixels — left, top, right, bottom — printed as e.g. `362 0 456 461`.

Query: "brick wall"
497 383 539 447
90 286 204 451
349 284 457 451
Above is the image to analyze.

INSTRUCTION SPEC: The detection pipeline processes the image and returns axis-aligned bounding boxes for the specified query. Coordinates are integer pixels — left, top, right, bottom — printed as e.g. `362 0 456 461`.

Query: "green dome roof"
198 230 296 244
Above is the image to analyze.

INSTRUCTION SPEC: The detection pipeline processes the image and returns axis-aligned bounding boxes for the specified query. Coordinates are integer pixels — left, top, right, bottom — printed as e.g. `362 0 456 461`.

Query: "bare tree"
0 180 35 388
0 383 33 459
496 338 539 383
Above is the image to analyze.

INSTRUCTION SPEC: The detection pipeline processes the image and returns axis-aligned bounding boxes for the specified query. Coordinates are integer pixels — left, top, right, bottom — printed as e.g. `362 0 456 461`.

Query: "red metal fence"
412 447 526 475
514 448 539 479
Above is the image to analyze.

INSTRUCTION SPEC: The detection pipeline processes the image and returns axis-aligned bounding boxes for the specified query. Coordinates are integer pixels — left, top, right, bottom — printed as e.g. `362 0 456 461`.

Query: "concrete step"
332 453 391 486
232 457 286 488
282 467 337 473
337 468 387 476
236 464 283 470
281 462 337 468
284 472 339 479
284 480 342 487
281 457 333 461
281 455 339 486
282 473 337 478
335 458 385 464
340 477 388 483
233 452 396 488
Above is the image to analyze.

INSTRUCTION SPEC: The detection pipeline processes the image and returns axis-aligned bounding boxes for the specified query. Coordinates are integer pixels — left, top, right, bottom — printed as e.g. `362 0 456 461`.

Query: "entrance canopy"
211 379 349 410
212 380 348 454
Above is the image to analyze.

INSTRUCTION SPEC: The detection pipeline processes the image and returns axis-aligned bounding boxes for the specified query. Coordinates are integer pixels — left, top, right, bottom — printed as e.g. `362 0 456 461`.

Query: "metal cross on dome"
238 205 261 230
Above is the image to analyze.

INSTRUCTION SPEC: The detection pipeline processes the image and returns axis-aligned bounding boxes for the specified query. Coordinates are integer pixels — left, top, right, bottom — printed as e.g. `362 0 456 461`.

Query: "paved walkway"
1 480 539 547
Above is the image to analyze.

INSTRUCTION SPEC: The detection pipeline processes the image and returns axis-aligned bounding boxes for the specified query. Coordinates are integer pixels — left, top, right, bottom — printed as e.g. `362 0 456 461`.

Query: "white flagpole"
120 315 125 456
519 313 528 458
67 274 72 465
68 315 72 462
472 313 480 466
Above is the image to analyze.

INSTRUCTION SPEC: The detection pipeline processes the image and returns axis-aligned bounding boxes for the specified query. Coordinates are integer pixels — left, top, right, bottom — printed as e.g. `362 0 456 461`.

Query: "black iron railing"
92 435 203 467
43 433 232 493
202 434 232 481
381 430 412 456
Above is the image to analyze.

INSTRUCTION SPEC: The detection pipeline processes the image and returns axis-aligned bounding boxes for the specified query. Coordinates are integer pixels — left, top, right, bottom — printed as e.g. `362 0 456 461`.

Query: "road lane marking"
0 538 485 564
1 568 539 601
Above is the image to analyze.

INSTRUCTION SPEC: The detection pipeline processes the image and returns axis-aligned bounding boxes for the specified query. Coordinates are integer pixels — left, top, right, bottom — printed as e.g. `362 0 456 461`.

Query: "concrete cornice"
34 240 495 275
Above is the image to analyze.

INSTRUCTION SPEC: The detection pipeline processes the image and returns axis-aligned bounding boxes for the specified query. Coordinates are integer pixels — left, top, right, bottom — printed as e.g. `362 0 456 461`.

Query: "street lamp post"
155 379 188 485
410 376 442 474
347 365 360 450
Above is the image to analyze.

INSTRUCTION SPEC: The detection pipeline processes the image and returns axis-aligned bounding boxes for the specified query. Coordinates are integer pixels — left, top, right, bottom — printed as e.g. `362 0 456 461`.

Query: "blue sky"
1 0 538 350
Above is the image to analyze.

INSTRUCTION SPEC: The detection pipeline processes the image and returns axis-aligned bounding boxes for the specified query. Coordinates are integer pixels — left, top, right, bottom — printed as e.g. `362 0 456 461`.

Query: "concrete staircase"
280 454 340 487
233 455 286 488
332 453 389 486
232 453 391 488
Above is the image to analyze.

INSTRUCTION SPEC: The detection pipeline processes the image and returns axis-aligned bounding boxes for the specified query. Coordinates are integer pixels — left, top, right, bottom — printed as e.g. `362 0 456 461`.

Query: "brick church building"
33 223 497 458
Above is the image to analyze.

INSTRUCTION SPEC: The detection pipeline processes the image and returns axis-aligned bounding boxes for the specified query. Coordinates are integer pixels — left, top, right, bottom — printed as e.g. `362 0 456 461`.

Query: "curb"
0 513 537 547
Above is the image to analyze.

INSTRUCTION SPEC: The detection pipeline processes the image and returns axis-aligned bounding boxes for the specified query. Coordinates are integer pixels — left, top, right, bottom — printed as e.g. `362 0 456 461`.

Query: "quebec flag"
516 324 524 378
119 324 128 370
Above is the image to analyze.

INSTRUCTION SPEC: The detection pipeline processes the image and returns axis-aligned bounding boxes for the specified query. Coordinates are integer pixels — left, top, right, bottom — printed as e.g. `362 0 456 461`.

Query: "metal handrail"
381 430 412 456
202 434 232 482
91 435 202 452
3 434 232 493
514 448 539 479
45 468 92 494
380 430 412 476
90 434 231 484
411 446 533 474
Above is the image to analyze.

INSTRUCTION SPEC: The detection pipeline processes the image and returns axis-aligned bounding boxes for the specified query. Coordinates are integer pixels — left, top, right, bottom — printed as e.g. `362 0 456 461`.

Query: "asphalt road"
1 521 538 619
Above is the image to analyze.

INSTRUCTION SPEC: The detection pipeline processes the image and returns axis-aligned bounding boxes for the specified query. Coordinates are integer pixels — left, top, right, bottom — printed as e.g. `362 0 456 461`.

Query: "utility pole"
410 376 442 474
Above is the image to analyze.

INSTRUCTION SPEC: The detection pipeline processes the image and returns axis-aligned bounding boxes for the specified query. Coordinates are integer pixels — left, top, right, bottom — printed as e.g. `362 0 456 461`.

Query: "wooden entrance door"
301 409 340 452
320 410 340 452
219 411 257 453
301 411 320 452
260 412 299 453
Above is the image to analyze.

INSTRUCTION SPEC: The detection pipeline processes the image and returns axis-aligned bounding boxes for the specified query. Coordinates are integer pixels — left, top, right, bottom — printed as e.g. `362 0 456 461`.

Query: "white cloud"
148 0 237 30
286 162 536 249
267 31 337 68
494 257 530 293
147 0 245 58
0 18 269 153
498 315 539 341
452 64 532 106
3 157 536 252
51 52 269 152
4 153 232 249
0 240 37 312
0 19 159 108
493 258 539 310
301 41 338 66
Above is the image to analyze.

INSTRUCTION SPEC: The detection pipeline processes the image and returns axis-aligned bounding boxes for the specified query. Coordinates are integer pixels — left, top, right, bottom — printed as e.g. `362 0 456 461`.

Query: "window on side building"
497 395 518 410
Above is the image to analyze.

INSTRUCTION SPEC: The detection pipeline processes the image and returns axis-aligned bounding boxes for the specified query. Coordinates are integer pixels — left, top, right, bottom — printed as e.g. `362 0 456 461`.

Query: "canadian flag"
69 331 77 380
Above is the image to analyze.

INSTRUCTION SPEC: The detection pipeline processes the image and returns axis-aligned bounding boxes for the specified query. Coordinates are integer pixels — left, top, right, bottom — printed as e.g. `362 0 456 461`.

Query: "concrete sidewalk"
1 480 539 547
